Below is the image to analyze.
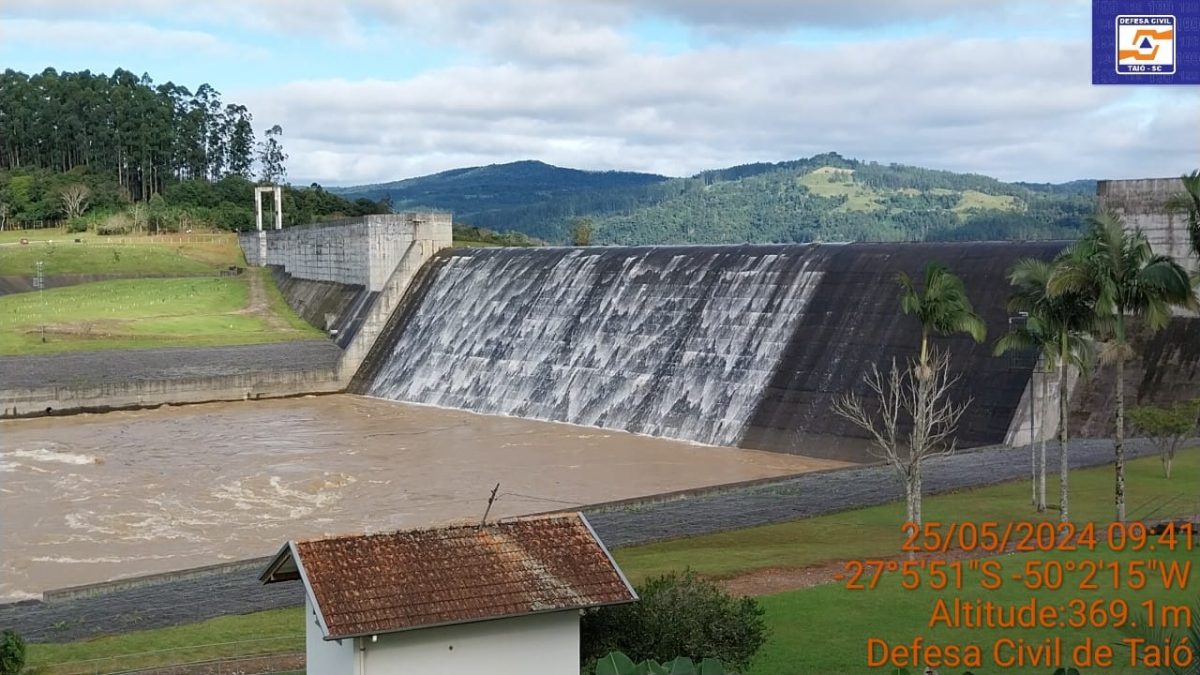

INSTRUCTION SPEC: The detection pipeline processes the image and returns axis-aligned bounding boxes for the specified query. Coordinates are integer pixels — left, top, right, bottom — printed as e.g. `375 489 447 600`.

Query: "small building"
260 513 636 675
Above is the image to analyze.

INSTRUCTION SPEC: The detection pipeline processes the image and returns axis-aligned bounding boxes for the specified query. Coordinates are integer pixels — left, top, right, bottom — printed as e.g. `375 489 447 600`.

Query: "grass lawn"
259 267 320 333
753 546 1193 674
613 449 1200 582
0 276 320 354
21 453 1198 673
0 230 241 276
24 608 304 674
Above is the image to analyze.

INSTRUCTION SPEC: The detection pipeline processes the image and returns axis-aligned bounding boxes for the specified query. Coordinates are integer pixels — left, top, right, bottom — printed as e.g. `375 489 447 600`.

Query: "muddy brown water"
0 395 845 600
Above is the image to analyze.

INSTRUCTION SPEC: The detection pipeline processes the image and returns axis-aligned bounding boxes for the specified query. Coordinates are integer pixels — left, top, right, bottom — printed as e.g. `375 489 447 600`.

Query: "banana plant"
595 650 727 675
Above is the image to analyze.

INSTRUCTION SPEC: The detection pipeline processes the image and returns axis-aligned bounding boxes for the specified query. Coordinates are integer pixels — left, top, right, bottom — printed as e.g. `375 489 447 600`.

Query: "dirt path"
240 269 289 331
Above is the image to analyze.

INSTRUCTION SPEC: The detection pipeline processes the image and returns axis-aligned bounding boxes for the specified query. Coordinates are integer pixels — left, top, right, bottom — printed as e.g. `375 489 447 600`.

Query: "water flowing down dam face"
368 246 823 446
363 242 1065 456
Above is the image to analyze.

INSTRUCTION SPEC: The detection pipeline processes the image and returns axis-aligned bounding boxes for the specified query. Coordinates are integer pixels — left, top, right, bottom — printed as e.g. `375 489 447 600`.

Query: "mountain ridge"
334 154 1097 245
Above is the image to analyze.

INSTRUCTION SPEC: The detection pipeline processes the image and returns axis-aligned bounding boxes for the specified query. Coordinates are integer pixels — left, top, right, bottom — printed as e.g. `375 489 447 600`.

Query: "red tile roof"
261 513 635 640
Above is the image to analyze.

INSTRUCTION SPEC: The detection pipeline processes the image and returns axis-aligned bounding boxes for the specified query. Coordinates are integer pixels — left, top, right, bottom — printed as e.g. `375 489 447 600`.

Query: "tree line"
0 68 288 201
837 171 1200 525
0 68 388 231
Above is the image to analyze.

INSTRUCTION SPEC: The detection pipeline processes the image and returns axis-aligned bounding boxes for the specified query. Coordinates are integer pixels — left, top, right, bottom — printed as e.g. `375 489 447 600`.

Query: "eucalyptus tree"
1051 211 1194 522
258 125 288 184
995 258 1094 520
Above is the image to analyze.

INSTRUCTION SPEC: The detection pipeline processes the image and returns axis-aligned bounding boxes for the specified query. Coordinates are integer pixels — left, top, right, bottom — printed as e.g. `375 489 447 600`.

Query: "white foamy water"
212 473 356 519
368 247 822 446
6 447 100 466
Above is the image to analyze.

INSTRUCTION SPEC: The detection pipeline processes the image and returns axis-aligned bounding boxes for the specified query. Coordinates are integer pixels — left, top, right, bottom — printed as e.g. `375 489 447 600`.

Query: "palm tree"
1050 211 1195 522
1166 170 1200 264
896 262 987 373
995 258 1094 520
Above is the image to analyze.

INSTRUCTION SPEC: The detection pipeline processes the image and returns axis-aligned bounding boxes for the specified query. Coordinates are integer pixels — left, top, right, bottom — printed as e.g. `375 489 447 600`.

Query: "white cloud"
0 0 1088 41
4 0 1195 185
240 35 1199 185
0 18 241 55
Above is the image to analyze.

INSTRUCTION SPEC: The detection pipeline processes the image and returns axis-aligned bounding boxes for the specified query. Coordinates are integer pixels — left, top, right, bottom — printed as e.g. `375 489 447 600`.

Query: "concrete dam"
352 241 1063 457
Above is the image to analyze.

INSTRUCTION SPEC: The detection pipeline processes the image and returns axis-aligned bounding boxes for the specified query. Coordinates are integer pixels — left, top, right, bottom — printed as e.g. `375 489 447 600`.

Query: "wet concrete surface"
0 341 341 389
0 436 1156 643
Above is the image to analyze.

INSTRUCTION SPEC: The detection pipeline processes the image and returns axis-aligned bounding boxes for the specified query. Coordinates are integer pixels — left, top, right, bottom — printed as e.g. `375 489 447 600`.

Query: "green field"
756 547 1192 674
25 608 304 675
22 452 1198 674
0 231 240 276
0 274 320 354
614 447 1198 582
954 189 1021 213
797 167 881 212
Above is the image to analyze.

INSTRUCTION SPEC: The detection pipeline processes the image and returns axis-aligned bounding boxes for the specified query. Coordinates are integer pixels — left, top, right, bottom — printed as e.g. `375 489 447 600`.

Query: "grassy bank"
755 546 1191 674
0 275 319 354
21 452 1198 673
24 608 304 675
0 230 240 276
613 447 1199 582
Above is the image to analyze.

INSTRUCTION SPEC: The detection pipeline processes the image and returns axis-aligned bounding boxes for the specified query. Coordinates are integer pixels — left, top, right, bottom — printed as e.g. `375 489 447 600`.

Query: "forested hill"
339 153 1096 245
335 160 668 215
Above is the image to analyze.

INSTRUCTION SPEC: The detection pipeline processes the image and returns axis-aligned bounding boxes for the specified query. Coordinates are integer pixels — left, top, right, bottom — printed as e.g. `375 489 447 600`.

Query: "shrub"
97 223 130 235
595 651 728 675
1128 400 1200 477
66 218 88 233
96 211 133 236
0 630 26 675
581 571 767 673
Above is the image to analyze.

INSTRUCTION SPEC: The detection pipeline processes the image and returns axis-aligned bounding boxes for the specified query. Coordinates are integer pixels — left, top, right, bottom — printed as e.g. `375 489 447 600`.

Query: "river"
0 394 844 600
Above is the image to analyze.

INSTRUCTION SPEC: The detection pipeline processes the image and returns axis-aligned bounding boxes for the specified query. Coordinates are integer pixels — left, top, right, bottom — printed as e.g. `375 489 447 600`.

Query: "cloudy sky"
1 0 1197 185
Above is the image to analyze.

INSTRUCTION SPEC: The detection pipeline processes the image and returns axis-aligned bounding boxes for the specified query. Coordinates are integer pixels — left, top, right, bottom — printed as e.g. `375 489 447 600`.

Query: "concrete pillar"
274 186 283 230
255 189 263 232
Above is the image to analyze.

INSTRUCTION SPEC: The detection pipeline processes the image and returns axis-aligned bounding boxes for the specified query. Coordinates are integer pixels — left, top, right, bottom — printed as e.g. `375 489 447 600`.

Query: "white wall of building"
305 596 355 675
358 610 580 675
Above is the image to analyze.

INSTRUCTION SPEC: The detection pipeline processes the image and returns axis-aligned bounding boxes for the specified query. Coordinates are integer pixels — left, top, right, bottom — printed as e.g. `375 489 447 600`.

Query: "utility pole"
480 483 500 526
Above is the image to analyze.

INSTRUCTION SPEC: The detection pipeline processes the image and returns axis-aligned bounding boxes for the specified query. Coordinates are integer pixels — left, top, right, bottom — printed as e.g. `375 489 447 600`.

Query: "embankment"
1 213 451 416
0 342 342 417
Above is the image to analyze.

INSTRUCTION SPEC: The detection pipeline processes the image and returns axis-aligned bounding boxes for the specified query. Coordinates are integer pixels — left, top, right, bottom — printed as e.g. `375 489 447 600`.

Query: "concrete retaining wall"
3 368 342 418
239 213 452 292
1058 178 1200 438
268 267 375 348
1099 177 1196 270
1004 361 1081 447
238 213 453 379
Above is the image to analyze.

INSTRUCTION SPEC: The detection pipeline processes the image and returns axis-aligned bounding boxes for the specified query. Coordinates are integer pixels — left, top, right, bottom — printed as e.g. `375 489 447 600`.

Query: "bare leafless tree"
60 183 92 219
0 201 8 231
833 350 971 525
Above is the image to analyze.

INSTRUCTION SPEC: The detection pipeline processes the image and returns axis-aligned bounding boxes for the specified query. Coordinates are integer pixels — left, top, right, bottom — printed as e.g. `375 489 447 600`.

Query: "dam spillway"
359 242 1065 456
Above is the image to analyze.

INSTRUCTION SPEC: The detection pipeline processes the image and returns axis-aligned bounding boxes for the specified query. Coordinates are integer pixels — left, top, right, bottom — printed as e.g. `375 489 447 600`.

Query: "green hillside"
337 153 1097 245
334 159 668 216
